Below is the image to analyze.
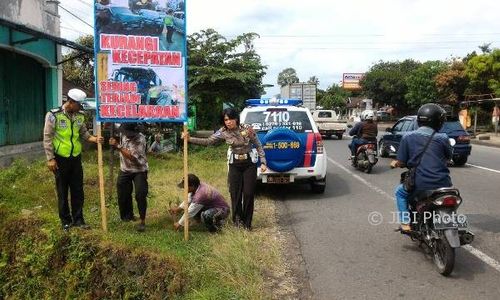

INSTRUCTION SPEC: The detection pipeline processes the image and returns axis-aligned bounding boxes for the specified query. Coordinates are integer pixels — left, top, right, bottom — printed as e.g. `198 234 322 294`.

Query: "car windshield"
243 110 313 133
441 121 465 133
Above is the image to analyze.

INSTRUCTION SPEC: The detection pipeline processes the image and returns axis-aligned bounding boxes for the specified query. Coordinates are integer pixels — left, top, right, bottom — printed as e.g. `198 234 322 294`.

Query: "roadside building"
0 0 91 166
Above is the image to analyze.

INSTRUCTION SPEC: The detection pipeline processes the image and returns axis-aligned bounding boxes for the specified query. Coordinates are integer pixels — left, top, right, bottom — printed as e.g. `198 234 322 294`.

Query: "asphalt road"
276 136 500 299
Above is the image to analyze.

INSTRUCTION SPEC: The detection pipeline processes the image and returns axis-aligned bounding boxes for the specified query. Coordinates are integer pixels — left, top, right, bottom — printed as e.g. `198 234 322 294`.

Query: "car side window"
393 120 405 132
318 111 331 118
401 120 412 132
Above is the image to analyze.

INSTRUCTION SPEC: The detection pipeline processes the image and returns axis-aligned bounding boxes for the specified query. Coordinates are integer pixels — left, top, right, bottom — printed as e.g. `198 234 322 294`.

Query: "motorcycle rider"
348 110 378 158
390 103 453 232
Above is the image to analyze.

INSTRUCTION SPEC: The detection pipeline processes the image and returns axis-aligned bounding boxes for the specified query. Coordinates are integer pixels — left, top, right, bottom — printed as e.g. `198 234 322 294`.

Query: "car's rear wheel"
453 156 468 166
336 134 343 140
311 178 326 194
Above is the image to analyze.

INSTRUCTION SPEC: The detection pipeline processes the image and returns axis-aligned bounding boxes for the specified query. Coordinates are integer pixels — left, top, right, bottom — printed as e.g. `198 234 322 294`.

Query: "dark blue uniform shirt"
397 126 453 191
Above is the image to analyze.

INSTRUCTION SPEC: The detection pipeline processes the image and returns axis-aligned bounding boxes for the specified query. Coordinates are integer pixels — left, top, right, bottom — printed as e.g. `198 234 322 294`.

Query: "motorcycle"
352 142 378 173
399 187 474 276
396 137 474 276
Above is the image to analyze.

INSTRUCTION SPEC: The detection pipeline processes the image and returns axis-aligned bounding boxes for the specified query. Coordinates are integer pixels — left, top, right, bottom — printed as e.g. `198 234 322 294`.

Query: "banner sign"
342 73 364 90
94 0 187 122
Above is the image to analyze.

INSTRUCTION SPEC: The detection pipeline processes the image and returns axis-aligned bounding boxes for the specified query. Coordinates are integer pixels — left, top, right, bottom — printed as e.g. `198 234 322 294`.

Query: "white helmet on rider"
361 110 375 121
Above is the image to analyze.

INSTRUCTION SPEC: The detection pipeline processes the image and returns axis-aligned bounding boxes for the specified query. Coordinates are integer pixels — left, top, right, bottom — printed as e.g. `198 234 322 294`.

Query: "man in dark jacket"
348 110 378 157
391 103 452 232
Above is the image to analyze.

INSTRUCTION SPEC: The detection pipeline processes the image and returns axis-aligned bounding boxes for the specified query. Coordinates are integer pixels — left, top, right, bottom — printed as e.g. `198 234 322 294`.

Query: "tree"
360 59 421 110
465 48 500 96
405 61 448 108
277 68 299 87
317 84 350 111
308 76 319 85
188 29 267 129
435 60 469 103
62 35 94 92
478 43 492 54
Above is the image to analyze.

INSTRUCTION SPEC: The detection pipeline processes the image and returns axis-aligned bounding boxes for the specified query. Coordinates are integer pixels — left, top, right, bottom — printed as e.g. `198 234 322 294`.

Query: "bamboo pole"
97 122 108 232
108 123 115 202
183 123 189 240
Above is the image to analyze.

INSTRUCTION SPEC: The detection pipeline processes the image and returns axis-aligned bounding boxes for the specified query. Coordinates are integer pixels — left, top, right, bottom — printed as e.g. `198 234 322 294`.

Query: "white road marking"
466 163 500 174
463 245 500 273
327 156 500 274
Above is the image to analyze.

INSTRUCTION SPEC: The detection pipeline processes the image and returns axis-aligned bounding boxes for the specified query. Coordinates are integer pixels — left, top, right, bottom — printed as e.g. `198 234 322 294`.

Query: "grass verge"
0 145 296 299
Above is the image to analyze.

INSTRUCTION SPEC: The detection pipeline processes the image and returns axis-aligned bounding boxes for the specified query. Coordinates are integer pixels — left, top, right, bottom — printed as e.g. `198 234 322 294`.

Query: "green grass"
0 145 289 299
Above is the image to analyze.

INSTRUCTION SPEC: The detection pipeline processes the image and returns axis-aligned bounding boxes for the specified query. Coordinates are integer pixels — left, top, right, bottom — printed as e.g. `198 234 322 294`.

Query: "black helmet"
417 103 446 130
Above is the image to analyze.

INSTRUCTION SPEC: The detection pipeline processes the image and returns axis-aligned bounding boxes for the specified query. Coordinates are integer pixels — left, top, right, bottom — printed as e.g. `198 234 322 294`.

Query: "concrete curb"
470 139 500 149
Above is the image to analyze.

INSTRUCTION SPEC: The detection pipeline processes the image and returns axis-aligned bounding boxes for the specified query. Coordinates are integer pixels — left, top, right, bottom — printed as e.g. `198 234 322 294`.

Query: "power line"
61 25 90 36
59 4 93 29
75 0 92 8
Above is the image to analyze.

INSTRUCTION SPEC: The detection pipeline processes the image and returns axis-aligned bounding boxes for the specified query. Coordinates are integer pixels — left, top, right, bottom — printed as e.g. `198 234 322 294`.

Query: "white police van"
240 98 327 193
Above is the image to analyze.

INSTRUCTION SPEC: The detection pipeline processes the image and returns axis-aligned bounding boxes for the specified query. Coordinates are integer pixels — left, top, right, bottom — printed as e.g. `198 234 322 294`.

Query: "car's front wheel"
379 141 389 158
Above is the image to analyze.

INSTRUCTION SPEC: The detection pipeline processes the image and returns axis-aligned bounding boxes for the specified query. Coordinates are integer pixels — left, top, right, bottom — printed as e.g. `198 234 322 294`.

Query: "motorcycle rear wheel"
433 238 455 276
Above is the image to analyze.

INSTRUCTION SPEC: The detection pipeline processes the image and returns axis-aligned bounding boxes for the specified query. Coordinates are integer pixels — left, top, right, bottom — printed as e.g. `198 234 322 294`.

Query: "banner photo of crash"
94 0 187 122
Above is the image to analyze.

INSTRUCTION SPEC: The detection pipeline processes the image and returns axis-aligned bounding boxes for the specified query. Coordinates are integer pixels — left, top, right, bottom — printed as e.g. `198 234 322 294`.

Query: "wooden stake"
97 122 108 232
183 124 189 240
108 123 115 202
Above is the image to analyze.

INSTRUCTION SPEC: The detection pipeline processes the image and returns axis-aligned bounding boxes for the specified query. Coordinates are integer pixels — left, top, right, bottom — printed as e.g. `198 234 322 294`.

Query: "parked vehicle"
351 141 378 173
240 98 327 193
397 184 474 276
378 116 471 166
376 110 390 121
311 110 347 140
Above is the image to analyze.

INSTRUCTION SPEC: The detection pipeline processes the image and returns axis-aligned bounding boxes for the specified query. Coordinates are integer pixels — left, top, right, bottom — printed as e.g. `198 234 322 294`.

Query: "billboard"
342 73 364 91
94 0 187 122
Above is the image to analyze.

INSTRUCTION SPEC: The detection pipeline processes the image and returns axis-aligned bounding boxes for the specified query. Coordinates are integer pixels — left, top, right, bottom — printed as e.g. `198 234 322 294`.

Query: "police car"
240 98 327 193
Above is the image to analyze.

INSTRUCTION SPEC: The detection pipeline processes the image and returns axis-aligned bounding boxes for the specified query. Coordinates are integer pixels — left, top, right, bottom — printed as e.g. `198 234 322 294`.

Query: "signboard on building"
342 73 364 91
94 0 187 122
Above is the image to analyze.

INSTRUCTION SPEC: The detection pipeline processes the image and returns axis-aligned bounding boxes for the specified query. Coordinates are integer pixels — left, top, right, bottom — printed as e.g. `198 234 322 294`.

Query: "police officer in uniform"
43 89 103 230
182 108 266 230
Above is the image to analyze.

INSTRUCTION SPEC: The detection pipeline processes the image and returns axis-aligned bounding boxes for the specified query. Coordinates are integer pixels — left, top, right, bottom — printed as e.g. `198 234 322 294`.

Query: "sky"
60 0 500 97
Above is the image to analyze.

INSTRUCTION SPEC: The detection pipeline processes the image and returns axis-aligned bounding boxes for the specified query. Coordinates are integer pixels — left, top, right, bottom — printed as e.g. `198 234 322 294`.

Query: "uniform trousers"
54 154 85 225
228 158 257 229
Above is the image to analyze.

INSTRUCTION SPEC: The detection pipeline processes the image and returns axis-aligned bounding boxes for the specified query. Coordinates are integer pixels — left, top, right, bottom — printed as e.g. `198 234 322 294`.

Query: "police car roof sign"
68 89 87 102
246 98 303 106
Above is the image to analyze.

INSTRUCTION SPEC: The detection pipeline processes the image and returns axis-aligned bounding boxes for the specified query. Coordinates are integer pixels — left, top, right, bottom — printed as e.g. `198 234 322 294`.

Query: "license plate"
433 213 468 230
266 175 290 184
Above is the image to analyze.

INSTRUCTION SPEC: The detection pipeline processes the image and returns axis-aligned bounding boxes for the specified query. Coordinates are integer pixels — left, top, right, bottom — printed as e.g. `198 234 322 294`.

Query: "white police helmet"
361 110 374 121
67 89 87 102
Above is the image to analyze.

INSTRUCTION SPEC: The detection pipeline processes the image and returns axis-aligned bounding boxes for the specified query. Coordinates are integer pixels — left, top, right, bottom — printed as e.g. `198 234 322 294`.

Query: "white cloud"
61 0 500 96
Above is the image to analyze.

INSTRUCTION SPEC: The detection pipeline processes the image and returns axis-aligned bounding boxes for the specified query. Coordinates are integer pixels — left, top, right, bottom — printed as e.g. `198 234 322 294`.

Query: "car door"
383 119 408 151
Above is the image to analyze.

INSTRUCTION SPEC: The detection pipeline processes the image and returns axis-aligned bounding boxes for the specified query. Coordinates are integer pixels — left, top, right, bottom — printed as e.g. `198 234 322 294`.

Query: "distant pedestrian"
148 133 164 153
109 123 149 232
43 89 103 230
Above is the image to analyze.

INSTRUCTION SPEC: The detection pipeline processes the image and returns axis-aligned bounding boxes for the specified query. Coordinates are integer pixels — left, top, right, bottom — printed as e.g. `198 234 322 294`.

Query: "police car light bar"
246 98 303 106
